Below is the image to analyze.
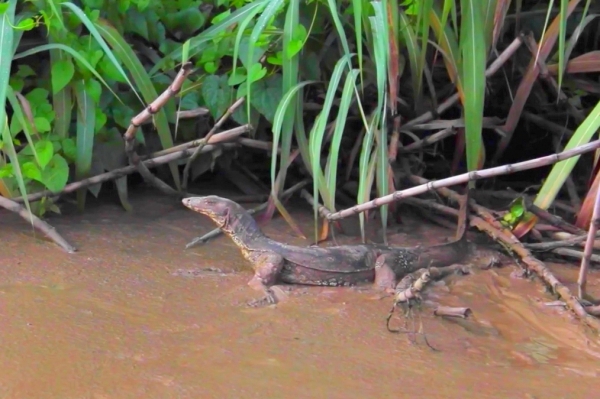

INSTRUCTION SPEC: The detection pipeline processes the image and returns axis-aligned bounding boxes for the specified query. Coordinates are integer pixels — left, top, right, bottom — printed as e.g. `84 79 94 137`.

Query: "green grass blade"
370 3 390 241
14 43 121 101
399 11 422 108
5 86 40 165
534 101 600 210
49 44 73 139
271 80 316 189
325 69 360 211
73 80 95 210
309 53 355 218
246 0 285 122
275 0 302 197
61 2 140 100
0 0 32 213
95 20 181 189
459 0 486 173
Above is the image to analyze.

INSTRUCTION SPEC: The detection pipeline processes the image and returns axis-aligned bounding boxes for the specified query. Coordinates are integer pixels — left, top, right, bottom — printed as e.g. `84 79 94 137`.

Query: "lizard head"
182 196 244 228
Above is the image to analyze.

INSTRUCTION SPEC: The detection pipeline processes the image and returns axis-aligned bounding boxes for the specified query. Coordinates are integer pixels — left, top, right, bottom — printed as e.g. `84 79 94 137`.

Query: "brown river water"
1 189 599 398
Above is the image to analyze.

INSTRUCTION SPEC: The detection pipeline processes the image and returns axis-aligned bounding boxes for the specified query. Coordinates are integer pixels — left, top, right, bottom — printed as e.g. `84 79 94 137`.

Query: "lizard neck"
220 209 268 250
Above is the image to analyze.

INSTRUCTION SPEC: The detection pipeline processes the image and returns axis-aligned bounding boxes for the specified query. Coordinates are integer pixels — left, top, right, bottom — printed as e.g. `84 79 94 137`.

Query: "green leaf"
98 56 126 82
85 78 102 103
16 64 36 78
51 59 75 94
61 138 77 162
201 74 231 119
26 88 49 104
22 161 42 182
247 63 267 83
203 61 218 74
41 154 69 193
16 18 36 31
228 67 247 86
247 74 283 123
267 51 283 66
95 107 107 131
34 117 51 132
35 139 54 169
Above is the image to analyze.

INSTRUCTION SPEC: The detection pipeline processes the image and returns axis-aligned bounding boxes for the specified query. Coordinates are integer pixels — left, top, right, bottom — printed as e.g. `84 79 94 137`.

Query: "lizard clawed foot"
246 286 288 308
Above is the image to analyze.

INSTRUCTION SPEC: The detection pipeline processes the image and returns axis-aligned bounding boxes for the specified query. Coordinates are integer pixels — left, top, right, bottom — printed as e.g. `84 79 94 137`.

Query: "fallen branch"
552 248 600 264
328 139 600 221
0 196 75 253
14 142 238 204
13 126 248 204
434 306 472 318
525 232 600 251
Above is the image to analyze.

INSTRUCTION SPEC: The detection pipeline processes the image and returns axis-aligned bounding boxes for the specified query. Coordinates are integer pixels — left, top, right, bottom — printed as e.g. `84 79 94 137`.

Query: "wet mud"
1 189 599 398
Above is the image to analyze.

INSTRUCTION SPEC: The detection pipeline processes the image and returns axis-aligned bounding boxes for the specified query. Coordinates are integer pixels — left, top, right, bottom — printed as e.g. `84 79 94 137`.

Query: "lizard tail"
454 188 469 242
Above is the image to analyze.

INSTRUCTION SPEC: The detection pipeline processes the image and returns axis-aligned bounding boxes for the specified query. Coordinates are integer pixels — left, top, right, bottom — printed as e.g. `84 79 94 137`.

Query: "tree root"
0 196 75 253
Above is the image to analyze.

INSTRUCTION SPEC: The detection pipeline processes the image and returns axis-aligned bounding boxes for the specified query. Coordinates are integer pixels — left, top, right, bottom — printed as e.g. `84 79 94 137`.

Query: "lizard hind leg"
246 252 288 307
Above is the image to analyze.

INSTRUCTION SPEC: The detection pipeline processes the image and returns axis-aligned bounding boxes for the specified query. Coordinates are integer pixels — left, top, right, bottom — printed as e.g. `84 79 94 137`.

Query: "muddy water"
1 190 599 398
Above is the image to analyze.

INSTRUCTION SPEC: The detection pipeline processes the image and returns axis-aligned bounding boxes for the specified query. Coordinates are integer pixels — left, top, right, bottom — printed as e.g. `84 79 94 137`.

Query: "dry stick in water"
185 180 309 248
123 62 194 197
434 306 472 318
13 127 248 204
0 196 75 253
327 139 600 221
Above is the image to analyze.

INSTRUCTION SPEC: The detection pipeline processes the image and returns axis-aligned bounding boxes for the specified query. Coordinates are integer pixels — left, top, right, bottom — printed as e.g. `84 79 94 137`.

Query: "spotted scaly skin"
182 195 469 306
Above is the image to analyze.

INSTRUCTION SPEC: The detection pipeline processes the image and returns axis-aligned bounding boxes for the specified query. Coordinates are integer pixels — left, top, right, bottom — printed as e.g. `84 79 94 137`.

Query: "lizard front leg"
246 252 287 307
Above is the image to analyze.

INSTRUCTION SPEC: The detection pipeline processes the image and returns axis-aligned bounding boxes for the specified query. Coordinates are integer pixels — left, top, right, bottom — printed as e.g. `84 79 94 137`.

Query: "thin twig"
525 232 600 251
552 248 600 264
0 196 75 253
182 96 248 189
328 139 600 221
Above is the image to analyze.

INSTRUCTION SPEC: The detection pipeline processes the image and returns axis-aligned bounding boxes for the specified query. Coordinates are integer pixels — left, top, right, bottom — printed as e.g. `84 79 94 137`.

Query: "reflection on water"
0 190 598 398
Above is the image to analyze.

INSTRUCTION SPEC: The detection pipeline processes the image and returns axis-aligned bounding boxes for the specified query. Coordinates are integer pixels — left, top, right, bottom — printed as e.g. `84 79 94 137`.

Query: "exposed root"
0 196 75 253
